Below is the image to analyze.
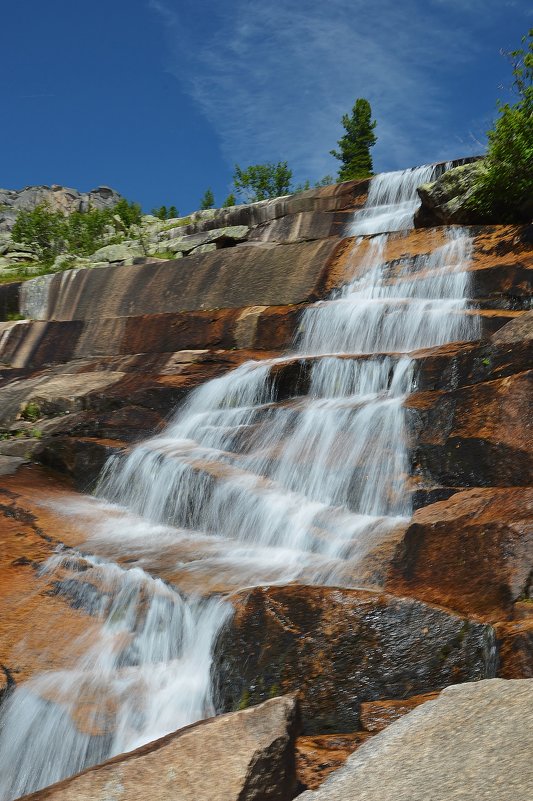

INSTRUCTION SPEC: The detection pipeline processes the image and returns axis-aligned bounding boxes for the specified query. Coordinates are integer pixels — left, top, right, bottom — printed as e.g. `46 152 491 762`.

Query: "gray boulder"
88 242 144 265
18 696 299 801
297 678 533 801
164 225 250 255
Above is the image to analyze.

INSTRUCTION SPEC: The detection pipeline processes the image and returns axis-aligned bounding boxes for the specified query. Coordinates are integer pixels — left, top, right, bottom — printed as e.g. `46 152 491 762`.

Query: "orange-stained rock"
214 584 494 733
296 733 372 790
0 478 100 685
494 617 533 678
359 692 439 732
408 371 533 488
386 488 533 621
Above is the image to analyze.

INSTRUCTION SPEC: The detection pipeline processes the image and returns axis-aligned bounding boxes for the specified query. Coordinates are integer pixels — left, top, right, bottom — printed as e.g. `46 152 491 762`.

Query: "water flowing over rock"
16 696 299 801
0 162 531 800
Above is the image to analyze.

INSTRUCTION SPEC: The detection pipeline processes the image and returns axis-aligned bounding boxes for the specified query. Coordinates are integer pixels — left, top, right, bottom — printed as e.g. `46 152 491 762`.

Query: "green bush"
468 29 533 222
11 205 65 265
152 205 179 220
11 195 143 267
112 198 143 228
21 401 41 422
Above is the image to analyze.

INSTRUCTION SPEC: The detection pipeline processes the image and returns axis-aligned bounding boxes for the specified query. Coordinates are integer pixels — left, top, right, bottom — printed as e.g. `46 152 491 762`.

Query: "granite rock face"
296 678 533 801
18 696 300 801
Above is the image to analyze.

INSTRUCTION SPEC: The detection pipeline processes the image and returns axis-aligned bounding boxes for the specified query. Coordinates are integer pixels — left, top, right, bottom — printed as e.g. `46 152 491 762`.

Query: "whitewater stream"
0 165 480 799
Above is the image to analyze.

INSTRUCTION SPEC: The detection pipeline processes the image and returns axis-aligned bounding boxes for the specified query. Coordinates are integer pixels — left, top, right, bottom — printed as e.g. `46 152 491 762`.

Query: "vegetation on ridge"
468 28 533 222
11 198 143 267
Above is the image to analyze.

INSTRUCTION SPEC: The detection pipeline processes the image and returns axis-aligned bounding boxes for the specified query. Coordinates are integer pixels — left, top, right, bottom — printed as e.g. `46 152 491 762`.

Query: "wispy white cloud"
148 0 526 181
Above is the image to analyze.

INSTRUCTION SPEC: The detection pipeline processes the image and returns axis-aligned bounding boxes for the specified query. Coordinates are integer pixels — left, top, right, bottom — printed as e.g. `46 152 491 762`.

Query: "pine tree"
222 193 236 208
200 188 215 210
330 98 377 181
168 205 179 218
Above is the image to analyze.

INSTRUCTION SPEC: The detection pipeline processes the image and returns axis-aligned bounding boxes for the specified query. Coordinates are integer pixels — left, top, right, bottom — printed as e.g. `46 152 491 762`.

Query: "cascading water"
0 165 481 800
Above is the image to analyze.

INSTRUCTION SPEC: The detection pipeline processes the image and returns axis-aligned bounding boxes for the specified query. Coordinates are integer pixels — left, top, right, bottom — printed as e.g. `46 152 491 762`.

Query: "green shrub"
200 188 215 209
222 193 237 208
468 29 533 222
21 401 41 422
113 198 143 228
11 195 144 269
11 204 65 265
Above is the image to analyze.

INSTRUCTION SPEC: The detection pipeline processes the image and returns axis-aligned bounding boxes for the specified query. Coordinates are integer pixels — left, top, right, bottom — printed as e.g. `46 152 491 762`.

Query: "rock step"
297 678 533 801
14 696 300 801
0 305 301 369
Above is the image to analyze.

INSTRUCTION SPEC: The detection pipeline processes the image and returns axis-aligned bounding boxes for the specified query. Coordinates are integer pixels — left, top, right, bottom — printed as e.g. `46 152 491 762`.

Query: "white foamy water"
0 163 482 799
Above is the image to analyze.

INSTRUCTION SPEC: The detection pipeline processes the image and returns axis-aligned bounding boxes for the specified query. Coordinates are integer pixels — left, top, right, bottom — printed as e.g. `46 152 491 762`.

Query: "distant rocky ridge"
0 185 123 233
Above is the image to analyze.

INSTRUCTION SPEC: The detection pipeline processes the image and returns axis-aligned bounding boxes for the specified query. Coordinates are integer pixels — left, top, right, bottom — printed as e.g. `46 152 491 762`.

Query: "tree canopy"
469 28 533 222
233 162 293 202
330 98 377 181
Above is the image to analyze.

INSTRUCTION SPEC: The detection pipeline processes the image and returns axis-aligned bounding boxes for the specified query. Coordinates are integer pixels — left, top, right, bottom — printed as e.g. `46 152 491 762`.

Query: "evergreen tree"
330 98 377 181
222 193 236 208
200 188 215 209
168 205 179 218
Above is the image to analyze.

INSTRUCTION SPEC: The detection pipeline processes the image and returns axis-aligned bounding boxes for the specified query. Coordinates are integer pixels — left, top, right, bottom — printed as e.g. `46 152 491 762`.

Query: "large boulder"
386 488 533 621
414 161 483 226
213 585 495 733
297 678 533 801
18 696 299 801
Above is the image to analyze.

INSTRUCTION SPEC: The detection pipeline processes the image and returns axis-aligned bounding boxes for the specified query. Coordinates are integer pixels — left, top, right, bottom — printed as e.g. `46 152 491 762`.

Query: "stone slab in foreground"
297 678 533 801
19 696 299 801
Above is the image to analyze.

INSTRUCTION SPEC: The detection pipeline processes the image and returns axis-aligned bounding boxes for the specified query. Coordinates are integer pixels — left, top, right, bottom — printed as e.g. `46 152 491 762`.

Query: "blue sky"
2 0 531 214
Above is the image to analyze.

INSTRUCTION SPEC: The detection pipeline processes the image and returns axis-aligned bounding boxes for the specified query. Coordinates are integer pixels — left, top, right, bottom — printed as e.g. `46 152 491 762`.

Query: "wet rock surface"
297 678 533 801
213 584 495 733
18 696 300 801
386 488 533 621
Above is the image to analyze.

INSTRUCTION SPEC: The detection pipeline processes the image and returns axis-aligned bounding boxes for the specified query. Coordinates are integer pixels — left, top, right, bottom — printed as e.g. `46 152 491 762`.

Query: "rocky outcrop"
18 696 299 801
414 160 483 226
297 678 533 801
0 185 122 233
214 584 495 733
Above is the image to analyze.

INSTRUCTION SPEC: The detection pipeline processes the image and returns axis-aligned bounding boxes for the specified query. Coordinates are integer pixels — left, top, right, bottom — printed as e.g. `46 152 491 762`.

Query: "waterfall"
0 165 480 799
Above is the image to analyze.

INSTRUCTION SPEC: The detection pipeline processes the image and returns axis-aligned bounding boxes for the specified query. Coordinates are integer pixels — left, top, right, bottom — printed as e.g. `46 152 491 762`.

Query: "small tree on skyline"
200 188 215 209
330 98 377 181
222 193 237 208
